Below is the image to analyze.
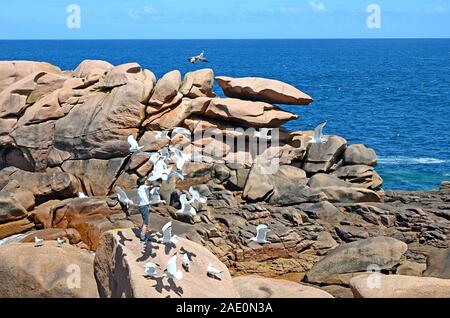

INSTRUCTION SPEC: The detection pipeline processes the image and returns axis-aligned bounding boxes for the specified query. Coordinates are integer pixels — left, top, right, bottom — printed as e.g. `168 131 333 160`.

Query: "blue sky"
0 0 449 39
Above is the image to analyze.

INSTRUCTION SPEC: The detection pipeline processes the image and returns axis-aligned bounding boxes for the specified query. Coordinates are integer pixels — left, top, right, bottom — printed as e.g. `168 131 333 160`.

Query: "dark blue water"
0 39 449 190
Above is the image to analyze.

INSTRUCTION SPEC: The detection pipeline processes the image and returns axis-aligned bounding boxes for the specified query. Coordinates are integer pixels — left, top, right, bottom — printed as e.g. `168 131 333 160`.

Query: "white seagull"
128 135 144 153
78 192 88 198
182 253 190 271
177 194 197 216
57 237 66 247
168 168 185 182
149 152 162 165
188 51 208 64
189 186 207 204
154 131 170 140
172 127 191 138
144 262 159 278
250 224 271 244
149 187 166 205
159 221 178 245
148 160 172 182
34 237 44 247
207 264 222 279
115 186 134 209
165 255 183 280
309 121 329 144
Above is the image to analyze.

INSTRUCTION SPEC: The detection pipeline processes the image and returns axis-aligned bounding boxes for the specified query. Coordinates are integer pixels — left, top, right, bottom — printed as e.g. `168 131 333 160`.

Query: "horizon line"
0 37 450 41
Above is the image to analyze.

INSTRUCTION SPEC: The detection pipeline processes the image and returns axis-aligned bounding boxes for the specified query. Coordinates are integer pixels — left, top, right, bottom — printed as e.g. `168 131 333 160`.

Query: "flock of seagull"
31 98 330 284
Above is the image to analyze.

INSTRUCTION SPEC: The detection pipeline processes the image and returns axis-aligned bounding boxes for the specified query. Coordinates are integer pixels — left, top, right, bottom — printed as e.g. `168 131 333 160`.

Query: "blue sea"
0 39 449 190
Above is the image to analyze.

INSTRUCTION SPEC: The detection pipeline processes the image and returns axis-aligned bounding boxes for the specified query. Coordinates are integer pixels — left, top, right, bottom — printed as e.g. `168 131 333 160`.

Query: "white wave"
378 156 447 165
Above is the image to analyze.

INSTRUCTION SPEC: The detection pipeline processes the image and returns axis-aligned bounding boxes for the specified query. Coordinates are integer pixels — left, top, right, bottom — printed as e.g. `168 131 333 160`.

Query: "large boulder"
305 237 408 285
61 158 127 196
0 61 61 93
20 228 82 245
0 242 99 297
343 144 377 166
180 69 215 98
242 162 326 205
233 275 333 298
333 165 383 190
53 64 147 161
73 59 113 80
303 136 347 174
308 174 381 203
204 98 298 128
0 167 80 204
350 275 450 298
148 70 181 107
423 248 450 279
94 228 240 298
0 217 34 240
0 191 31 224
215 76 313 105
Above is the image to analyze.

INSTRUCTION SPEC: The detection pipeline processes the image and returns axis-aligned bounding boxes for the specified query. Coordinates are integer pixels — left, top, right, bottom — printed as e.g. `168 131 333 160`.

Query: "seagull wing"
115 186 129 204
313 121 327 141
167 255 183 279
128 135 139 149
161 222 172 242
256 224 269 242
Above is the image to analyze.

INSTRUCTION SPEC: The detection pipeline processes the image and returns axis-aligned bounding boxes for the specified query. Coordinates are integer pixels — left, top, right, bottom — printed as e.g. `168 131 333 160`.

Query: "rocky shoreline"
0 60 449 298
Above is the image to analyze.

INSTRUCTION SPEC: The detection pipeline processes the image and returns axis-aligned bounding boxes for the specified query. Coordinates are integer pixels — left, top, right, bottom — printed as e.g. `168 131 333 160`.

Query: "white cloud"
128 5 157 19
309 1 326 12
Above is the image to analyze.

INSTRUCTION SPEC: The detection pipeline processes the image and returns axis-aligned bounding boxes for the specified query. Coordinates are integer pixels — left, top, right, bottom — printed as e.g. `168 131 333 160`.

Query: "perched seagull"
78 192 88 198
177 194 197 216
188 51 208 64
165 255 183 280
128 135 144 153
159 221 178 245
154 131 170 140
253 128 273 140
250 224 271 244
57 237 66 247
189 186 207 204
172 127 191 138
170 148 190 171
207 264 222 279
115 186 134 209
308 121 329 144
159 147 172 160
144 262 159 278
34 237 44 247
182 253 190 271
149 187 166 205
148 160 172 182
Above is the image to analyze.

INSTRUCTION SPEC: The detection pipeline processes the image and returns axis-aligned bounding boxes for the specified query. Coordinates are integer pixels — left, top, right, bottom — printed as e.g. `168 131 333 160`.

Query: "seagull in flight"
128 135 144 153
177 194 197 216
34 237 44 247
188 51 208 64
165 255 183 280
308 121 329 144
149 187 166 205
250 224 271 244
144 262 159 278
207 264 222 279
159 221 178 245
115 186 134 209
148 159 172 182
189 186 207 204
